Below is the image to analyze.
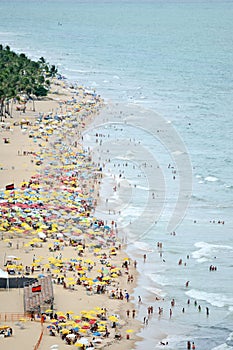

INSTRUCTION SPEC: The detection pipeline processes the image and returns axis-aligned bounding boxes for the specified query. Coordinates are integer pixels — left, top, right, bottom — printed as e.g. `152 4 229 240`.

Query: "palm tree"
0 45 58 116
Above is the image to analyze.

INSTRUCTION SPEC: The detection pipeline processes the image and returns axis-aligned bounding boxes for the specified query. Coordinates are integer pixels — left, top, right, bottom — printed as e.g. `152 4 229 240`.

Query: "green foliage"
34 85 48 97
0 45 58 115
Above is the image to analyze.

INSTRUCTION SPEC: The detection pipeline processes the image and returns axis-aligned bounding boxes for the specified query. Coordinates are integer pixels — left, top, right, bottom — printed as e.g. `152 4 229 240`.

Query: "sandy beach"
0 79 142 350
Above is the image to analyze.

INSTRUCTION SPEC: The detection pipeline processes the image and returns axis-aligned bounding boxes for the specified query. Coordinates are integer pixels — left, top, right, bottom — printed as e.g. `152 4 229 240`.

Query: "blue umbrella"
93 332 101 336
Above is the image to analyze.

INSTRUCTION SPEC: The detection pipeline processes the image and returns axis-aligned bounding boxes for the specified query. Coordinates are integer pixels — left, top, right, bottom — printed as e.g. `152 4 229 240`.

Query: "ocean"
0 0 233 349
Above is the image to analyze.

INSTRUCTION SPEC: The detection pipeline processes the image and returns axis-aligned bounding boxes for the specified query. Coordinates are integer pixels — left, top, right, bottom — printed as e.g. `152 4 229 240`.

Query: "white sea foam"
136 185 149 191
171 150 185 156
205 176 219 182
211 332 233 349
146 273 169 288
133 241 154 252
144 286 167 298
185 289 233 308
192 241 232 262
211 344 231 350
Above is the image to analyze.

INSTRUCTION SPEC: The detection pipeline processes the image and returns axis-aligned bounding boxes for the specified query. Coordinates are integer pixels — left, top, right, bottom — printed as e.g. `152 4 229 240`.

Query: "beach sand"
0 79 142 350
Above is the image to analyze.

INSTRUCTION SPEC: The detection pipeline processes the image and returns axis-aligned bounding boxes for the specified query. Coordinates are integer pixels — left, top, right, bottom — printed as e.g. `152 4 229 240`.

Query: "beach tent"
0 268 9 289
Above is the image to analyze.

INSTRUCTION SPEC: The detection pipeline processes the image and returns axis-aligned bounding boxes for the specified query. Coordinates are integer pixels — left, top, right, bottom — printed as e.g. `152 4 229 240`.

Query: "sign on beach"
32 285 41 293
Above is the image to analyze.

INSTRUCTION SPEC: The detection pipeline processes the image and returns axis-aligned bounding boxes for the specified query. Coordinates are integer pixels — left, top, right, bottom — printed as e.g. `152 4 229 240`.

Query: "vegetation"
0 44 58 118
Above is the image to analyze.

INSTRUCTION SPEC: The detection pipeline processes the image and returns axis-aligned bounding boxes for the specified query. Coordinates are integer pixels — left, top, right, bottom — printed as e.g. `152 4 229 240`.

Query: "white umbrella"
66 333 76 339
56 233 63 238
78 337 89 345
38 232 46 239
6 255 18 260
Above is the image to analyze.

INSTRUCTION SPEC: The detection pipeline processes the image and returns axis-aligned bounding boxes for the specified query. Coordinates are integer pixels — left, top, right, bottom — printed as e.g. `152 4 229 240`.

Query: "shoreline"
0 78 143 349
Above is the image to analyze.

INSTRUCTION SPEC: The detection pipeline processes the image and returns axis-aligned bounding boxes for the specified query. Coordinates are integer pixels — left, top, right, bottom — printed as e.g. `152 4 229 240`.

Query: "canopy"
0 268 8 278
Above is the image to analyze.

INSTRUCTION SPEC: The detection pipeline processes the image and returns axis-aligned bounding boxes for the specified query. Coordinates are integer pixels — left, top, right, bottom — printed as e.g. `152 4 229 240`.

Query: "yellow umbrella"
57 311 65 316
73 315 81 320
102 276 111 281
66 310 74 314
80 310 88 315
80 276 87 281
111 273 118 278
108 315 118 322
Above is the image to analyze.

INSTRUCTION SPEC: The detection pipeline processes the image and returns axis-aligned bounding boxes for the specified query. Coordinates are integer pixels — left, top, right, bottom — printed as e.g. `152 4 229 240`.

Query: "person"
186 281 190 287
49 329 56 336
40 314 45 325
7 328 12 337
187 341 191 349
143 254 146 262
206 307 209 316
192 342 196 349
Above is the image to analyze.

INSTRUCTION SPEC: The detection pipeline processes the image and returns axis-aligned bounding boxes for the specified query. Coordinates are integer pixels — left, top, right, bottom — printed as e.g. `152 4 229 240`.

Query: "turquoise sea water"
1 1 233 349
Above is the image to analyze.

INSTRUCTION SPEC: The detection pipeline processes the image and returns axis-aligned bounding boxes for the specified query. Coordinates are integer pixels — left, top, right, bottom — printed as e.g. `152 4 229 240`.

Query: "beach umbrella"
66 333 76 339
58 315 66 321
79 329 87 334
76 337 89 345
73 315 81 321
97 326 106 332
93 331 101 336
108 315 118 322
110 273 118 278
7 255 19 260
47 325 56 329
45 309 53 313
102 276 111 281
81 325 90 330
66 310 74 314
126 329 134 333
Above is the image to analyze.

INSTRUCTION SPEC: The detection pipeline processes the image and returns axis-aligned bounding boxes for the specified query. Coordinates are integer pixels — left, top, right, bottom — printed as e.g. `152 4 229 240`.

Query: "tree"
0 45 58 117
